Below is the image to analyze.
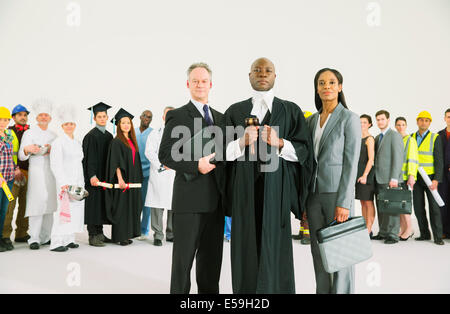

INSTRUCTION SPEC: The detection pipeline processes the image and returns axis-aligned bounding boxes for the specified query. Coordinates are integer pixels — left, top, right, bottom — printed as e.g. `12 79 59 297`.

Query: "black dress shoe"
2 238 14 251
400 232 415 241
29 242 40 250
42 240 51 246
119 241 129 246
415 236 431 241
384 238 398 244
372 234 386 240
66 243 79 249
0 240 6 253
166 237 174 243
101 234 113 243
434 239 445 245
14 235 30 243
154 239 162 246
128 239 133 245
51 246 68 252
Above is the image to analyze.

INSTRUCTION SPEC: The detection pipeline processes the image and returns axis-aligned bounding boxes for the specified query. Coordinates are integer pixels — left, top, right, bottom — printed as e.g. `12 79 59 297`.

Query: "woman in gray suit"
306 68 361 294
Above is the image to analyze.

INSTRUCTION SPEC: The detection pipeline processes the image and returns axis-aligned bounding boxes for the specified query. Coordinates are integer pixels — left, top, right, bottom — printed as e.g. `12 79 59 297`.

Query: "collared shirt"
191 99 214 124
0 130 17 182
416 130 430 147
226 90 298 162
135 126 152 177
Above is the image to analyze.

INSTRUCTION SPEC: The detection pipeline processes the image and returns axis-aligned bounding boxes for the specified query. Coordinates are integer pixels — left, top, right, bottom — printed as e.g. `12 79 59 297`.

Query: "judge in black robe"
82 103 113 243
104 109 143 244
224 58 314 294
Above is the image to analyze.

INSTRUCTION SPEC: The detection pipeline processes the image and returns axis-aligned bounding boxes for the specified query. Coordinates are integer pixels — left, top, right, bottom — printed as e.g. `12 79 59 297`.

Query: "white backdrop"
0 0 449 137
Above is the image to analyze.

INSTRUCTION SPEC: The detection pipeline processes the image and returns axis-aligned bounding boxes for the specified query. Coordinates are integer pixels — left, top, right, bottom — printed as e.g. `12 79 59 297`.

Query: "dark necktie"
203 104 213 126
379 133 384 143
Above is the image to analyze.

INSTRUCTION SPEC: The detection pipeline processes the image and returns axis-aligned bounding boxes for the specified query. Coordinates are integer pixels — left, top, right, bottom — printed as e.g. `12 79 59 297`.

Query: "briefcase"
376 187 412 215
317 216 373 273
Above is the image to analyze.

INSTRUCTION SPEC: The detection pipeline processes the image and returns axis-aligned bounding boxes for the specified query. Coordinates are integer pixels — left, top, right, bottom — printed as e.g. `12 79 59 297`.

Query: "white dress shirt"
191 99 214 124
226 90 298 162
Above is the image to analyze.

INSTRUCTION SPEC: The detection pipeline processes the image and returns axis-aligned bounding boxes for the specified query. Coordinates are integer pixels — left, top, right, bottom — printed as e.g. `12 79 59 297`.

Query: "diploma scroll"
418 167 445 207
96 182 142 189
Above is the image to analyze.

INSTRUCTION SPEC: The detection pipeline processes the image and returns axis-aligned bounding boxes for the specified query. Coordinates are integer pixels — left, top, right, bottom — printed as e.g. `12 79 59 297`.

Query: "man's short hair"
187 62 212 79
395 116 407 124
445 108 450 115
375 110 390 119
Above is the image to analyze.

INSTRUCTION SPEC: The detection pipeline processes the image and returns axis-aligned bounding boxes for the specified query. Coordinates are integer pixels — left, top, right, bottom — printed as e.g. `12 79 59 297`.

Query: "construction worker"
395 117 419 241
1 105 30 251
292 110 312 245
412 111 444 245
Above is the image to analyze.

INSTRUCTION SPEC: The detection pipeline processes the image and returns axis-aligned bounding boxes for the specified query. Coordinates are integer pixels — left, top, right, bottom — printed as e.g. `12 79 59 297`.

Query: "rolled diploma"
418 167 445 207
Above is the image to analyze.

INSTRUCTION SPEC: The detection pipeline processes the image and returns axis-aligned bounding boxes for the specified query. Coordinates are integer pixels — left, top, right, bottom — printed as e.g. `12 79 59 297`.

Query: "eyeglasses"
141 115 152 119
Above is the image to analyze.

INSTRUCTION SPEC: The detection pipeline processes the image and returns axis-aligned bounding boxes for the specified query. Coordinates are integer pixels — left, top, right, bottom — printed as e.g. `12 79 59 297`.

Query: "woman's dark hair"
360 114 373 128
395 117 407 125
314 68 348 111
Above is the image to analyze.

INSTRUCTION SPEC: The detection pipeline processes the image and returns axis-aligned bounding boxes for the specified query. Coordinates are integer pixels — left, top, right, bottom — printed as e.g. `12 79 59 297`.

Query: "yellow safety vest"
402 135 419 180
412 131 438 175
10 129 19 165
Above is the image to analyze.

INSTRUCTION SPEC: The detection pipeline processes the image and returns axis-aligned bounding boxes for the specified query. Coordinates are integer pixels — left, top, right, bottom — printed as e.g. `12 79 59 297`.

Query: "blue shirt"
416 130 430 148
135 127 152 178
191 99 214 124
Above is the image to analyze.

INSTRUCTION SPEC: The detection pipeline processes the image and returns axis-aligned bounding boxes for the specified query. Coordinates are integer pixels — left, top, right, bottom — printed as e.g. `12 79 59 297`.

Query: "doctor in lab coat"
145 107 176 246
19 99 57 250
49 105 85 252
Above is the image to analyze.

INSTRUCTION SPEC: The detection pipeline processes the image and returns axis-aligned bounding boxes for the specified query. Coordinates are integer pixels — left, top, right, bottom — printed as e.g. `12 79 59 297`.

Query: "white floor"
1 206 450 294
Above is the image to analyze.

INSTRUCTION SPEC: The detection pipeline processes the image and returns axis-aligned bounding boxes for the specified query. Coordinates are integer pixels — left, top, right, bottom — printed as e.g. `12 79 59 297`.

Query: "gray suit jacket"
306 103 361 210
374 128 404 185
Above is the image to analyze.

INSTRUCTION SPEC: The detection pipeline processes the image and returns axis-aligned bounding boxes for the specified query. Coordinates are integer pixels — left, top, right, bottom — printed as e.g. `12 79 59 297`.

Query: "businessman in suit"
372 110 404 244
306 68 361 294
158 62 225 294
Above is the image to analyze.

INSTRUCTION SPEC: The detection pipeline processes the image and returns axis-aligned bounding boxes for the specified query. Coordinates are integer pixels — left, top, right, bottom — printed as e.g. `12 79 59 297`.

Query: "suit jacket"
438 129 450 182
158 101 225 213
374 128 404 185
306 103 361 210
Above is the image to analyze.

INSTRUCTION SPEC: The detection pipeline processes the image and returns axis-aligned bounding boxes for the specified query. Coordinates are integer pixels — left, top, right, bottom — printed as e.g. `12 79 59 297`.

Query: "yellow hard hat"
416 111 432 122
303 111 313 118
0 107 12 119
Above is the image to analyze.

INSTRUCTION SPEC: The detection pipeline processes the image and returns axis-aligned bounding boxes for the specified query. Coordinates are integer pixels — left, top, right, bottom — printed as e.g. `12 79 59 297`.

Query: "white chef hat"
32 98 53 116
55 104 78 124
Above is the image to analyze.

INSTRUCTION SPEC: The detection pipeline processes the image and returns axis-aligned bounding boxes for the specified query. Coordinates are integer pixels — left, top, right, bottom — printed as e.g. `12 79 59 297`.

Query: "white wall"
0 0 449 137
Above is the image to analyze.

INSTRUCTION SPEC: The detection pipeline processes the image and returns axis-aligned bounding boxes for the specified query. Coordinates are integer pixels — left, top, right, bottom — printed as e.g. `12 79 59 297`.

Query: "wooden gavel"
245 117 260 155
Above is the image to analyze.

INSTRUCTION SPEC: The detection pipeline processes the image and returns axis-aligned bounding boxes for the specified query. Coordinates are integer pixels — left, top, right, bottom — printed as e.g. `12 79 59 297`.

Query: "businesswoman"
356 114 376 237
306 68 361 294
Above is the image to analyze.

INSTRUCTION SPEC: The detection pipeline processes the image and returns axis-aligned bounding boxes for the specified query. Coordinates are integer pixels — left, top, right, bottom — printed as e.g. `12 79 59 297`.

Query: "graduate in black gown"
104 108 143 245
224 58 314 293
82 102 113 247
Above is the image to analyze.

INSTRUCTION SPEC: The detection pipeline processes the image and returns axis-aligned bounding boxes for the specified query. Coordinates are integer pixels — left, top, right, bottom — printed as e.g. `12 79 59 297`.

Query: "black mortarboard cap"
87 102 112 114
111 108 134 125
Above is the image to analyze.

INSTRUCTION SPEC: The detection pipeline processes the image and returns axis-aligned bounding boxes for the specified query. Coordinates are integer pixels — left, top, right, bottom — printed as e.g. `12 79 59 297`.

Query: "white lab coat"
144 126 175 209
19 127 57 217
48 134 85 249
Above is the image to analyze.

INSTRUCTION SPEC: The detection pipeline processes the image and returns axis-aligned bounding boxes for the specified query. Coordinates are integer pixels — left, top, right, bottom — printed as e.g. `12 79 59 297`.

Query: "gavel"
245 117 260 155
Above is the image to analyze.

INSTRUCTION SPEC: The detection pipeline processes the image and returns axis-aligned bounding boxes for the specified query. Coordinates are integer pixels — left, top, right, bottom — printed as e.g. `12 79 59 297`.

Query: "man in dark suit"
438 109 450 239
159 62 225 294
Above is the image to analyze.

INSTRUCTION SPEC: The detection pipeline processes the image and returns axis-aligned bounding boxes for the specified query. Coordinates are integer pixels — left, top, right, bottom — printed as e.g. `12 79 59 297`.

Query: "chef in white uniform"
145 106 176 246
49 105 85 252
19 99 57 250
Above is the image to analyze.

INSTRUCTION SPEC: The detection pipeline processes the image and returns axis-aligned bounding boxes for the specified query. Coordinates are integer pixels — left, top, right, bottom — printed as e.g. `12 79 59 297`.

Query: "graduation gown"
104 138 143 242
224 97 314 294
82 127 113 225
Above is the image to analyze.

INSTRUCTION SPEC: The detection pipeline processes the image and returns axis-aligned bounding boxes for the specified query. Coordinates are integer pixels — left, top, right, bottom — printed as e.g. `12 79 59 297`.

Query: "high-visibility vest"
10 129 19 165
412 131 438 175
402 135 419 180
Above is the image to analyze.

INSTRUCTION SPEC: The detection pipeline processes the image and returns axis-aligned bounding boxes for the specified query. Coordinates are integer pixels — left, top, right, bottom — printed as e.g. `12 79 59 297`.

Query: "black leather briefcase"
377 187 412 215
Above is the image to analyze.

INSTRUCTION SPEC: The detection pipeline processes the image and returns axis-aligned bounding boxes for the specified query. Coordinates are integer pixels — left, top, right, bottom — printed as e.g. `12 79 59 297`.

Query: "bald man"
224 58 314 293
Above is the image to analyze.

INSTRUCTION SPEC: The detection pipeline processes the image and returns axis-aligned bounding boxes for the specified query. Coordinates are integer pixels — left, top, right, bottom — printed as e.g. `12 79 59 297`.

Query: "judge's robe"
224 97 314 294
82 127 113 225
104 138 143 243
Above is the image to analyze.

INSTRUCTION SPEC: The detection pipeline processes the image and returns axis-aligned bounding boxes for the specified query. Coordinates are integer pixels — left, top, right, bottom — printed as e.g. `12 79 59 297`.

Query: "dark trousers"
170 209 224 294
87 225 103 236
438 177 450 236
375 184 400 240
413 176 443 240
